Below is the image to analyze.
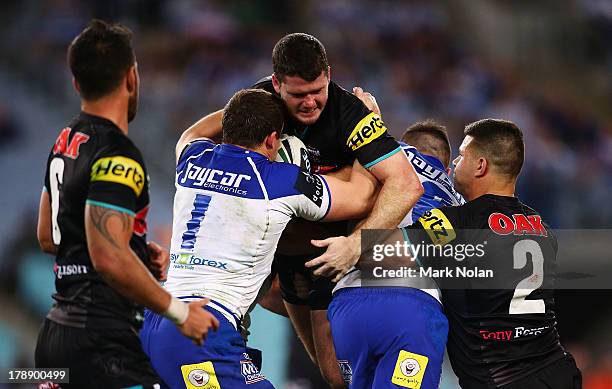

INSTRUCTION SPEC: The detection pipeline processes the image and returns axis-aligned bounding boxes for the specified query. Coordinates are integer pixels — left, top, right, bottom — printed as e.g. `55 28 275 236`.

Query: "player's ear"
72 78 81 94
326 66 331 81
126 65 137 94
271 74 282 94
475 157 487 178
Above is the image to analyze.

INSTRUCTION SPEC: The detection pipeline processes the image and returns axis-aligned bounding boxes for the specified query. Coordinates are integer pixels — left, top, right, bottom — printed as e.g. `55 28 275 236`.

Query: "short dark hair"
272 33 329 82
222 89 285 147
402 119 451 168
68 19 135 100
464 118 524 178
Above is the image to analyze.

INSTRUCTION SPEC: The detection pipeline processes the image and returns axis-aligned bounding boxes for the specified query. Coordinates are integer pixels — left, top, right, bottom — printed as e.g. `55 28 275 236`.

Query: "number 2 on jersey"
49 157 65 245
509 239 545 314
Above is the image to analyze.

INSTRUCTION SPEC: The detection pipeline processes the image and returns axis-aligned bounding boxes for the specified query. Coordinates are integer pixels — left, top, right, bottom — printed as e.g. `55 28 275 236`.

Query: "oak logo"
488 213 547 237
91 156 145 196
53 127 90 159
346 112 387 151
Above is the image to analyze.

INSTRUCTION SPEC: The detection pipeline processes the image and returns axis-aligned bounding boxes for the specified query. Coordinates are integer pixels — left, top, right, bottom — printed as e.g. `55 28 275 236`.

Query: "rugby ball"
275 135 311 172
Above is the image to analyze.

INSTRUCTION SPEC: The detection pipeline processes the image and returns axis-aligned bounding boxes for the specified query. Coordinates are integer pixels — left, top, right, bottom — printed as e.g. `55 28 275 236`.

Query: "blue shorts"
140 299 274 389
328 287 448 389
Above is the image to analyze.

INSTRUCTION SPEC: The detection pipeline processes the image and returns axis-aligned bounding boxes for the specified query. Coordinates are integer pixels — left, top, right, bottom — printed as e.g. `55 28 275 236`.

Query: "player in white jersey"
322 120 464 389
140 89 378 389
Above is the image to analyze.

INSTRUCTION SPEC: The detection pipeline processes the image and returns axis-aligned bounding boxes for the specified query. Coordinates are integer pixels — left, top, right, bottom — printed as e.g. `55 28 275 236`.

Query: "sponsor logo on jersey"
294 170 325 207
91 156 145 196
240 359 265 384
181 361 221 389
418 209 456 245
488 213 548 237
479 325 551 341
170 253 229 270
53 127 90 159
338 360 353 385
54 263 89 280
180 163 251 195
391 350 428 388
346 112 387 151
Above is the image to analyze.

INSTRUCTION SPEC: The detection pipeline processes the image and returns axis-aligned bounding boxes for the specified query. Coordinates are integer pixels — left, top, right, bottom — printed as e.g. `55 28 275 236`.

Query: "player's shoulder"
251 76 275 94
178 138 217 165
328 81 369 116
262 161 325 202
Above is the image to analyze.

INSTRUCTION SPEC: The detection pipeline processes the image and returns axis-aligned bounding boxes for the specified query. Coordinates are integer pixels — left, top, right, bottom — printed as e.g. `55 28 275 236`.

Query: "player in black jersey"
35 20 219 388
178 33 422 388
397 119 581 388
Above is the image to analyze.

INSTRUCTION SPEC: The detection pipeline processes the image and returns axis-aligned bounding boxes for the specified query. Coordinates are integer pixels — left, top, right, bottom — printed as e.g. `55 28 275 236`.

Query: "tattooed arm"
85 204 220 343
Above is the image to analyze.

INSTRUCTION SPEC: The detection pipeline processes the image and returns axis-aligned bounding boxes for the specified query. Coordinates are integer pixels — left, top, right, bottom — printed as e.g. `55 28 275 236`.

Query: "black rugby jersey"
253 77 401 173
43 112 150 330
405 194 567 389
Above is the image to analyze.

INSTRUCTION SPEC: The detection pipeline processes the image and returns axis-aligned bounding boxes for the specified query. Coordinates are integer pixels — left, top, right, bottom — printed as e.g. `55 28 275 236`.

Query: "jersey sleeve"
340 93 401 168
285 169 331 221
177 138 217 169
404 207 460 246
86 142 146 216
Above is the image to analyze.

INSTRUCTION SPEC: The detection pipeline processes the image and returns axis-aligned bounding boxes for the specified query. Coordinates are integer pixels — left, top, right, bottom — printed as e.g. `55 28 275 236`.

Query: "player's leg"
370 289 447 389
312 309 346 389
285 301 317 363
141 301 275 388
36 318 161 389
277 253 318 363
328 289 377 389
310 274 345 388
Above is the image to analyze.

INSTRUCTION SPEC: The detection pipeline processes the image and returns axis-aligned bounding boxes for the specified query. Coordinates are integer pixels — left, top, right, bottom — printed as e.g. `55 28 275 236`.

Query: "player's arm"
85 203 219 344
175 109 223 163
36 189 57 255
321 159 379 221
308 152 423 280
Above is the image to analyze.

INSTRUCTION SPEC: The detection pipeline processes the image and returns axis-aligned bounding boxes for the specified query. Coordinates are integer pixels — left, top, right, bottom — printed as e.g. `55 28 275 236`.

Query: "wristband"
163 297 189 325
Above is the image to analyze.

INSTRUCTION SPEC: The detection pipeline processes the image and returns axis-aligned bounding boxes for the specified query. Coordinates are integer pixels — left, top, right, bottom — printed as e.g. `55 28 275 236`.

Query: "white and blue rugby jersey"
398 142 465 227
335 142 464 299
163 140 331 322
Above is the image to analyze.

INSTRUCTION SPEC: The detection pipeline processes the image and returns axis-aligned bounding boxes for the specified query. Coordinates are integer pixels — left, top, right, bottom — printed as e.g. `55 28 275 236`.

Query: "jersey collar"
78 111 121 132
217 143 269 160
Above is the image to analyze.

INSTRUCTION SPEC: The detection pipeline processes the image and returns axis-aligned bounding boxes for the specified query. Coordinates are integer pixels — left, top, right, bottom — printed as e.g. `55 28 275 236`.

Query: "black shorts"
35 318 160 389
500 354 582 389
274 253 335 310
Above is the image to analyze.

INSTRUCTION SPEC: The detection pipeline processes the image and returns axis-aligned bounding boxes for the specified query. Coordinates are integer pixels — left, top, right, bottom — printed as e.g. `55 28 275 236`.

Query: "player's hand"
353 87 381 116
177 299 220 346
147 241 169 281
305 235 361 282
